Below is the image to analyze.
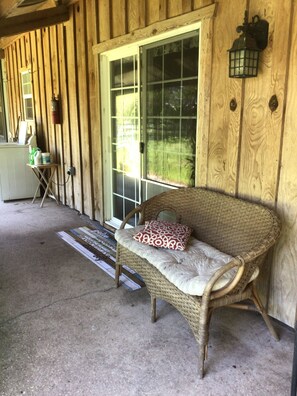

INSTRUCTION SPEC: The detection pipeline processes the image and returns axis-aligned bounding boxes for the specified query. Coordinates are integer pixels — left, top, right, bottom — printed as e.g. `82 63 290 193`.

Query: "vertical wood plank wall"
2 0 297 327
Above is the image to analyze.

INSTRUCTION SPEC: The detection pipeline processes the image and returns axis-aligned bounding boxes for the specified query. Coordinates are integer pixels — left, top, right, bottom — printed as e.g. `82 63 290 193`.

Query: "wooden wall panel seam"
62 24 75 208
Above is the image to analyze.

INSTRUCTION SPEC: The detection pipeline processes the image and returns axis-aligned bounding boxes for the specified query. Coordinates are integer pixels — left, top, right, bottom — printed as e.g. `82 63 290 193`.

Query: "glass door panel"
143 32 199 188
109 55 140 227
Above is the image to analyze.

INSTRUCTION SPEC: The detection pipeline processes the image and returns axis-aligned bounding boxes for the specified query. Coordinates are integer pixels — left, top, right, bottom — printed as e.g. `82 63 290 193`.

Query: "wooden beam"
0 0 17 19
93 3 216 54
0 0 56 19
3 1 52 18
0 5 69 38
0 48 4 59
0 35 20 49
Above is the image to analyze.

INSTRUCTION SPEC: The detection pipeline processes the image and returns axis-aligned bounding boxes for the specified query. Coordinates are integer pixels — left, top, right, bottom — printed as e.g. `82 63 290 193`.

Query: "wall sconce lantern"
228 10 269 78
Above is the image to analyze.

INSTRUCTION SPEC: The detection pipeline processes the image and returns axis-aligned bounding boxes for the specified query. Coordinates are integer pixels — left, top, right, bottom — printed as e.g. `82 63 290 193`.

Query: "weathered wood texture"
238 0 291 207
207 0 245 196
269 0 297 326
2 0 297 326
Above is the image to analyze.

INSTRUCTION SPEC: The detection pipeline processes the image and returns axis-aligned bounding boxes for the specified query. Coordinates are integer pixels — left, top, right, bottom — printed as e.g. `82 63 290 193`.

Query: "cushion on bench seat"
133 220 193 250
115 226 258 296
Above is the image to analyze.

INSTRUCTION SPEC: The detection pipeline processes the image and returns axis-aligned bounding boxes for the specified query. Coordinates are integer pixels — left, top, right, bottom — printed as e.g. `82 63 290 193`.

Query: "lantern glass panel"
229 49 259 78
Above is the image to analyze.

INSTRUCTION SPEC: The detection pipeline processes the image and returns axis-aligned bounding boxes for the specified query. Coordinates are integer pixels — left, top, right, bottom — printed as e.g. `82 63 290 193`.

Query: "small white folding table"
27 163 59 208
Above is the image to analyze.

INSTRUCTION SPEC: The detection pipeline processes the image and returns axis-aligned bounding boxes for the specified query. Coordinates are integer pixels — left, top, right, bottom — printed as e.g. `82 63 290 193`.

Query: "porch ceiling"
0 0 62 19
0 0 76 46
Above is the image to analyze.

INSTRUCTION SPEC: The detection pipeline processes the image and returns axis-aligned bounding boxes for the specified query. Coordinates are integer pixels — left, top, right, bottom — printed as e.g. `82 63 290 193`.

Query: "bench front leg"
151 296 157 322
115 264 121 288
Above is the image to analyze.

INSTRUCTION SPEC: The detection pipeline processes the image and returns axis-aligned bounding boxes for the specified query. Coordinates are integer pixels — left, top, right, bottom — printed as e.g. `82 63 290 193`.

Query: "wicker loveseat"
114 187 281 378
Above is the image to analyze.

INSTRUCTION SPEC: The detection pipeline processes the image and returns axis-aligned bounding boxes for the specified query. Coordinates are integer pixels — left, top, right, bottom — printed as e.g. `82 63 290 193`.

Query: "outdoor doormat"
57 225 145 291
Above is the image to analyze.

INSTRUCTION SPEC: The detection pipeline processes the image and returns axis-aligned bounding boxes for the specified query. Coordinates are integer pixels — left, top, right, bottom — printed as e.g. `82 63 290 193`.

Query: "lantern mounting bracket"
236 11 269 51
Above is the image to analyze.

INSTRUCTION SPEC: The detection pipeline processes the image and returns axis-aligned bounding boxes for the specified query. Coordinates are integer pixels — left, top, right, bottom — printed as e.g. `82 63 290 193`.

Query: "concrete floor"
0 199 294 396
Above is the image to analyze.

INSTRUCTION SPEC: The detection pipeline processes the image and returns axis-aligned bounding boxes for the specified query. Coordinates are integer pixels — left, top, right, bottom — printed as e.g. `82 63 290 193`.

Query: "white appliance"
0 143 39 201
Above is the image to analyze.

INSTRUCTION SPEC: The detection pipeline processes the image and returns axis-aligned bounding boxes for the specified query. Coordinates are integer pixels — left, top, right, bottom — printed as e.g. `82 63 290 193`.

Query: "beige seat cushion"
116 226 258 296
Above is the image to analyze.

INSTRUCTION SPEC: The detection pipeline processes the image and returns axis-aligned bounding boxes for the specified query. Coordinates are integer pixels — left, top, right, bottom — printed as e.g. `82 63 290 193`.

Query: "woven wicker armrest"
119 206 144 229
203 257 245 300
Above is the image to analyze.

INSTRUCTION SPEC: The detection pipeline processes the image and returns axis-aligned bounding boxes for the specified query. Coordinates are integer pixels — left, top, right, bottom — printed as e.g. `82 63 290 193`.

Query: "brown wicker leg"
115 264 121 288
197 306 212 379
251 285 279 341
151 296 157 323
198 345 206 379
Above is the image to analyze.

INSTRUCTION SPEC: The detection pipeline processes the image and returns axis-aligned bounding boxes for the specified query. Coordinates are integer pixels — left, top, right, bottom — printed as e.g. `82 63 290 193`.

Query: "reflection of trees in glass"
147 47 162 82
182 79 197 116
114 143 140 176
183 37 198 77
111 57 137 88
184 137 196 187
112 88 139 177
164 41 181 80
144 33 199 187
164 83 180 116
146 118 196 187
147 142 195 187
123 91 138 117
112 91 137 117
147 84 162 117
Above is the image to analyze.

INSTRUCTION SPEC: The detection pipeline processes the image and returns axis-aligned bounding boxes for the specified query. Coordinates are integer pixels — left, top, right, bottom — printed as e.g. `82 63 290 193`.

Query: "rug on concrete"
57 225 145 291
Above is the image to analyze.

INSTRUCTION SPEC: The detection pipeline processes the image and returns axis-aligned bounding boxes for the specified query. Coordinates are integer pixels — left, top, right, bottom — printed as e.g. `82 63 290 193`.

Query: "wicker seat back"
141 187 280 258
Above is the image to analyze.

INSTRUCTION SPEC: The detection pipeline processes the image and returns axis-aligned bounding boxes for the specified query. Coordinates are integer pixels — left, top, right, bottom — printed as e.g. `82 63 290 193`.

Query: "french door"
101 50 141 228
101 28 200 229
